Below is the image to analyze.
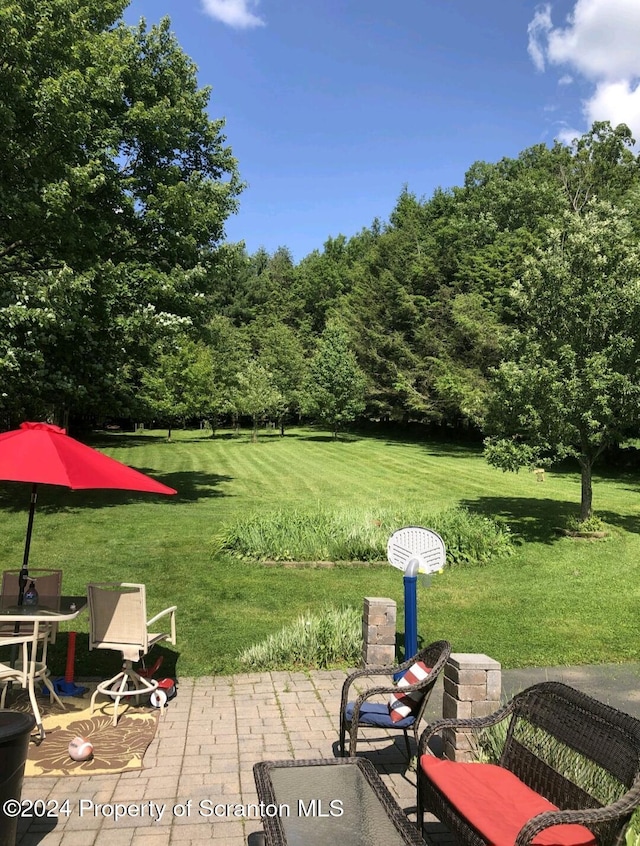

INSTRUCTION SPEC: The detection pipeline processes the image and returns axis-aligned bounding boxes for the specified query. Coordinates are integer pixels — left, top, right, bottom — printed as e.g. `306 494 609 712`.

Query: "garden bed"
554 527 608 539
260 559 387 568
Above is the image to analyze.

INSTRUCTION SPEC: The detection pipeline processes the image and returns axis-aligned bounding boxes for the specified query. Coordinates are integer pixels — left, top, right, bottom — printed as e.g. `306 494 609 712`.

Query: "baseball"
68 736 94 762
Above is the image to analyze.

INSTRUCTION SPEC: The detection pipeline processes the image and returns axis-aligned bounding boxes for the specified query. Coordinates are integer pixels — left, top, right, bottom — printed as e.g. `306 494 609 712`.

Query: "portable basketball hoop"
387 527 446 660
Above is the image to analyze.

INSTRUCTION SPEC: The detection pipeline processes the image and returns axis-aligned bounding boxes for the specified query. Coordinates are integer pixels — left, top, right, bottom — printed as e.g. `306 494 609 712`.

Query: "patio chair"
339 639 451 758
0 626 66 741
88 582 177 726
1 569 63 654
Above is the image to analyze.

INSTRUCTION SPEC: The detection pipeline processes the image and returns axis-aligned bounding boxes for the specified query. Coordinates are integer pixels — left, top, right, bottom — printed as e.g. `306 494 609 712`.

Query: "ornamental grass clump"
238 605 361 670
219 505 514 566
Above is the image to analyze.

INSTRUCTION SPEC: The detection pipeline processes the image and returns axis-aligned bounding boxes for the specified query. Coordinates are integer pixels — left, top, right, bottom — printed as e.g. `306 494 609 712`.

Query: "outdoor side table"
252 757 425 846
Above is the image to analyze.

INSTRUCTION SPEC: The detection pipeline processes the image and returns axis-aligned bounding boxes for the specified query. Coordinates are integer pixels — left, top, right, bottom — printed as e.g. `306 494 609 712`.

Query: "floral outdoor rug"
7 684 159 777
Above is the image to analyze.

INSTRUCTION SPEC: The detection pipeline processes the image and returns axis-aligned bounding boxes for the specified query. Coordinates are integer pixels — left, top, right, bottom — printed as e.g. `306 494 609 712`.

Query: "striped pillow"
388 661 431 723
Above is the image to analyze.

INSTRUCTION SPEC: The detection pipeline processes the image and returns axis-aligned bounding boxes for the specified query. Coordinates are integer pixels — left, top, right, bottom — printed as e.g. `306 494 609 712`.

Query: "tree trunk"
252 416 258 442
279 416 285 437
167 424 172 442
578 456 593 521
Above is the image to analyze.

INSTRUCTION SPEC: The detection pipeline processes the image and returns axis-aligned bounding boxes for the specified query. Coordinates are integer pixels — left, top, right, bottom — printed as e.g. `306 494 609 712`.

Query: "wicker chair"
339 639 451 758
417 681 640 846
88 583 176 725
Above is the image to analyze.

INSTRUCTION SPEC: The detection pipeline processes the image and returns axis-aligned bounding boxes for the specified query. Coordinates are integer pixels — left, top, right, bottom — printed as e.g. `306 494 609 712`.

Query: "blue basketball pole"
403 558 419 660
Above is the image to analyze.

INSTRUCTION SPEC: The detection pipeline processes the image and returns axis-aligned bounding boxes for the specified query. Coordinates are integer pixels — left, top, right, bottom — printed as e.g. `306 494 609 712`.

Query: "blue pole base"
52 679 88 697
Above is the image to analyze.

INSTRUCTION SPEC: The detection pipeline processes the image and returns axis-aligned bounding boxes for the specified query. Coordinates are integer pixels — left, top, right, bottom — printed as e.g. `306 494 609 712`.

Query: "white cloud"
528 0 640 139
585 79 640 131
201 0 265 29
546 0 640 80
527 4 553 72
556 126 583 146
558 74 573 86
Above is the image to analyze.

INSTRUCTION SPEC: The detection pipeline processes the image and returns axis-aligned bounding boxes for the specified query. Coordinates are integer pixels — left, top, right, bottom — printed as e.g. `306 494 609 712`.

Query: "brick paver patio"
16 671 431 846
16 661 640 845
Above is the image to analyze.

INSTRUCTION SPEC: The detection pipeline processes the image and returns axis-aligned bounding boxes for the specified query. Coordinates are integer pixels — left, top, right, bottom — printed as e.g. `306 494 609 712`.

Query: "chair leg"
92 661 158 726
416 775 425 834
91 671 124 721
40 673 65 710
27 678 45 743
110 672 132 727
339 715 346 757
402 728 412 761
348 722 358 757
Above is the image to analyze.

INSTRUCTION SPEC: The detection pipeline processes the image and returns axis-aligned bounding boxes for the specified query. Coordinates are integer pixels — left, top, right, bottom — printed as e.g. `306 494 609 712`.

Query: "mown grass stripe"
0 426 637 677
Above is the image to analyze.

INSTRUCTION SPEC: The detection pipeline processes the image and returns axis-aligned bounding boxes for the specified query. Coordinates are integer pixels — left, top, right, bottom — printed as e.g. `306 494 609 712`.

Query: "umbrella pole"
19 483 38 603
9 483 38 675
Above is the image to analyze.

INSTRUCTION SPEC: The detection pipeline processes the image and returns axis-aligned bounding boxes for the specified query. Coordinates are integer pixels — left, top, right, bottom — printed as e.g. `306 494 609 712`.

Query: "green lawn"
1 426 639 677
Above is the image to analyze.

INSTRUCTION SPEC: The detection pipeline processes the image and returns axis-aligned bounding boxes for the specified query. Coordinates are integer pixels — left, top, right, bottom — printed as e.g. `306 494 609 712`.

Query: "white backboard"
387 526 446 575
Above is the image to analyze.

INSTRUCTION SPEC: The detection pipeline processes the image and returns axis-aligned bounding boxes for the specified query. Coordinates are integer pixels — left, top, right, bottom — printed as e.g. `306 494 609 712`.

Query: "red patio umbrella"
0 421 177 594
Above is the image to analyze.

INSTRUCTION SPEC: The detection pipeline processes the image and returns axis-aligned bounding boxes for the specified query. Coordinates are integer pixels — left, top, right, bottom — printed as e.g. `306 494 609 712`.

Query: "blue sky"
123 0 640 262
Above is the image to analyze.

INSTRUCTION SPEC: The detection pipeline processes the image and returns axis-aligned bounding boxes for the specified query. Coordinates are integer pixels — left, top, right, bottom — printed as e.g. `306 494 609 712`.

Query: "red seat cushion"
420 756 597 846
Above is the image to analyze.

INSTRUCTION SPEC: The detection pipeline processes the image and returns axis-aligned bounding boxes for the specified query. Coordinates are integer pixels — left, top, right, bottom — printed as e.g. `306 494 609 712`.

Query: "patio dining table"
0 594 86 620
0 595 87 740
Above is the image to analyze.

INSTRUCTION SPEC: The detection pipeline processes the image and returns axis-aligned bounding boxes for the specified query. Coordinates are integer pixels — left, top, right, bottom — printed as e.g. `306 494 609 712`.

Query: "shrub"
238 605 362 670
564 513 606 533
219 505 514 566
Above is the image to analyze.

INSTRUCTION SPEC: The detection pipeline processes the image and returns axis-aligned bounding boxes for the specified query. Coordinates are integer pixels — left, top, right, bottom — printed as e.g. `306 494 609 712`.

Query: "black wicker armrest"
515 781 640 846
342 654 426 688
417 702 515 757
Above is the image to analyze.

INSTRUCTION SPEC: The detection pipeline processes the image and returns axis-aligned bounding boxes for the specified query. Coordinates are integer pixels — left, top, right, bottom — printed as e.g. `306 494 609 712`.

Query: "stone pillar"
442 653 501 761
362 597 396 667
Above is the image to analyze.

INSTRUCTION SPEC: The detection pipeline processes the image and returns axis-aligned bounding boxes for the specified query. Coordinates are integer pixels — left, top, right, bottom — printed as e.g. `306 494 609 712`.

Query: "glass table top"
256 759 424 846
0 595 86 618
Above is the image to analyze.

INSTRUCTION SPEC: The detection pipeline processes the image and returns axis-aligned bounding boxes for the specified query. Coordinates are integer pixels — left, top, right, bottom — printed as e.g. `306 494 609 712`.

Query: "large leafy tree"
235 360 283 443
293 235 352 336
557 121 640 214
302 324 367 439
206 315 250 434
257 323 307 435
484 201 640 521
222 247 297 326
0 0 241 423
138 337 214 440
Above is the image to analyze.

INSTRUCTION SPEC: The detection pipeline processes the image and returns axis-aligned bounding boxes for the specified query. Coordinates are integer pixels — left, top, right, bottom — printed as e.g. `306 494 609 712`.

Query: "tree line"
3 2 640 516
